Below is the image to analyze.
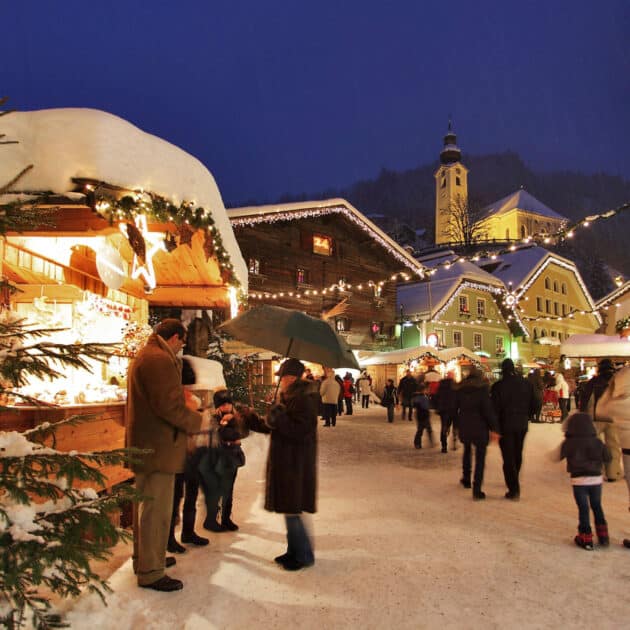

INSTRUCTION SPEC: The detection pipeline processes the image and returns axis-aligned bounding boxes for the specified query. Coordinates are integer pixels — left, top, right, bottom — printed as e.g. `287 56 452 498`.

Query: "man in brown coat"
126 319 202 591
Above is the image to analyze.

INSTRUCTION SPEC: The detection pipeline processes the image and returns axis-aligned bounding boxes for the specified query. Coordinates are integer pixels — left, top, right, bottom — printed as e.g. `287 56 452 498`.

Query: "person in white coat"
597 365 630 548
554 371 571 423
320 368 342 427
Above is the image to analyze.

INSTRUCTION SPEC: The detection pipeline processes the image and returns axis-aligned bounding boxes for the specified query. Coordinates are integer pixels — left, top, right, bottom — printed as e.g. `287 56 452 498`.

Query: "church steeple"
440 119 462 165
434 120 468 245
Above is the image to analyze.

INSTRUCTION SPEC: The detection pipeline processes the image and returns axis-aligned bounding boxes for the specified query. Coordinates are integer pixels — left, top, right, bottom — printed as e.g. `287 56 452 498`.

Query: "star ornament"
119 214 165 290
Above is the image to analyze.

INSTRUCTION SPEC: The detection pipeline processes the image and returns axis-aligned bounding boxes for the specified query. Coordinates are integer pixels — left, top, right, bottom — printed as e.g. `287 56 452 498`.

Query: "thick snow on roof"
2 108 247 288
560 334 630 358
482 189 566 221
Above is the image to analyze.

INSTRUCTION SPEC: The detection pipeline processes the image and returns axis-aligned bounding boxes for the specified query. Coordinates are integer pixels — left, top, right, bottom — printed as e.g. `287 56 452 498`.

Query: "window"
551 330 557 337
521 225 526 239
533 327 539 340
553 280 559 292
536 297 543 312
441 176 446 188
495 336 505 353
473 333 482 350
453 330 462 346
562 303 567 316
248 258 261 275
545 299 551 314
541 329 547 338
554 302 559 316
313 234 333 256
456 177 461 186
476 298 486 317
435 329 445 345
459 295 469 313
296 268 310 284
544 277 551 290
561 282 567 295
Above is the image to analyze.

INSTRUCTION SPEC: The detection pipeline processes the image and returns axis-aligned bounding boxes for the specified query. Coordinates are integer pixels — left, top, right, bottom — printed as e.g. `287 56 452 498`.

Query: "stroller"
540 388 561 423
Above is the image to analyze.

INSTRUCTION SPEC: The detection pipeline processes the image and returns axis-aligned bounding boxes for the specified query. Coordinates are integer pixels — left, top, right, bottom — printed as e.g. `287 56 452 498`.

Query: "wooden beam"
148 286 229 307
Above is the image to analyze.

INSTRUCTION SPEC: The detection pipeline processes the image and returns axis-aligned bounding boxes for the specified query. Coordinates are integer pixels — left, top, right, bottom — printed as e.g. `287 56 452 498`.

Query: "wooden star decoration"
177 223 195 247
119 214 165 290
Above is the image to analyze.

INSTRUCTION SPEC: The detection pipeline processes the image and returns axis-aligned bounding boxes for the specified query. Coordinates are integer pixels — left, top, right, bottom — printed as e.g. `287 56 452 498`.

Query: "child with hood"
559 412 611 550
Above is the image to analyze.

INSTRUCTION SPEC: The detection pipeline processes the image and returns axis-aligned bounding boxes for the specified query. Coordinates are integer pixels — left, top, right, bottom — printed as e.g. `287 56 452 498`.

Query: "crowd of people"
126 318 630 592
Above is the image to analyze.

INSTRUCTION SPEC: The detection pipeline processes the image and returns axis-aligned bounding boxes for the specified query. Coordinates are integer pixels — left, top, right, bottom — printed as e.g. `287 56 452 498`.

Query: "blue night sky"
2 0 629 205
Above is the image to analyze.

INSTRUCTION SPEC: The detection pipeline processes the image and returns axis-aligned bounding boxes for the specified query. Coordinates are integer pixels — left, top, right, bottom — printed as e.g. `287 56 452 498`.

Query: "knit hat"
275 358 305 378
213 389 233 408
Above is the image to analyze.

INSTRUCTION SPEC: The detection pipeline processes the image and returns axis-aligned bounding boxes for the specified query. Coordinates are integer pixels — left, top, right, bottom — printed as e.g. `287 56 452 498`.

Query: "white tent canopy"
559 334 630 358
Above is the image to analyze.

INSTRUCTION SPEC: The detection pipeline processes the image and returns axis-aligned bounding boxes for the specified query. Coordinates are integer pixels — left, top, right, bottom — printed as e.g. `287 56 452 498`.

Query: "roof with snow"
397 256 505 319
595 280 630 309
227 199 424 275
1 108 247 288
481 189 567 222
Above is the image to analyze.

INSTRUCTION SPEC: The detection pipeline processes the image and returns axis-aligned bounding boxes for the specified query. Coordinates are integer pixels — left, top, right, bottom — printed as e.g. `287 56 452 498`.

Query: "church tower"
434 122 468 245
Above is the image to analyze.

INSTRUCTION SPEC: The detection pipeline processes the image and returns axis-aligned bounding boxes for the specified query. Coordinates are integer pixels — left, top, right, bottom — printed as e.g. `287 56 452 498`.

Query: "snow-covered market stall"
559 333 630 378
0 108 247 489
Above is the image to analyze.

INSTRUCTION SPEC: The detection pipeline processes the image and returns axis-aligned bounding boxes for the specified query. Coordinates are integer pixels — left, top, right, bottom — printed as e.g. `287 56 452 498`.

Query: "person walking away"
382 379 398 423
413 383 433 449
558 413 611 550
334 374 345 416
491 358 536 501
359 372 372 409
455 366 499 500
320 367 341 427
126 319 202 592
527 368 544 422
436 371 458 452
596 365 630 547
167 358 209 553
578 358 622 482
263 358 318 571
398 370 417 421
423 367 441 406
554 371 571 423
342 372 354 415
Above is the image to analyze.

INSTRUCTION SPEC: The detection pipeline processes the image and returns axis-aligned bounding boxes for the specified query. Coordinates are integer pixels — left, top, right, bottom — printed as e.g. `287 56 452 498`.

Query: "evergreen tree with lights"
0 100 140 630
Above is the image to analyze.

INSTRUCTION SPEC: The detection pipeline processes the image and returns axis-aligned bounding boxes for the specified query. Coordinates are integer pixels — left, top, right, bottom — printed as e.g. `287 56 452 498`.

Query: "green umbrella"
219 304 360 370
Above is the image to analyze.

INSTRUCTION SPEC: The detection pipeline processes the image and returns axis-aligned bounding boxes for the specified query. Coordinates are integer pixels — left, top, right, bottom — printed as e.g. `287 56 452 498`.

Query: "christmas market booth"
357 345 442 394
0 108 247 489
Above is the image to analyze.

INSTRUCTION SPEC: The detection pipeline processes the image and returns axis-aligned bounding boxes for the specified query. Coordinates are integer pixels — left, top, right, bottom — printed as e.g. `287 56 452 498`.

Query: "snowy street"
65 406 630 629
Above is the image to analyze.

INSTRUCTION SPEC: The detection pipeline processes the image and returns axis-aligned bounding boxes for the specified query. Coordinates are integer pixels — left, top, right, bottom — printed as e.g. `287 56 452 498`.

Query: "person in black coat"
491 358 536 500
455 367 499 500
527 368 544 423
265 358 318 571
398 370 418 421
436 372 459 452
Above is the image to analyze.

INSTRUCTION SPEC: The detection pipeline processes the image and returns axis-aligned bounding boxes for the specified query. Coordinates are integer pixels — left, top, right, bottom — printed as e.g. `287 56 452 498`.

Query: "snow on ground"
64 406 630 629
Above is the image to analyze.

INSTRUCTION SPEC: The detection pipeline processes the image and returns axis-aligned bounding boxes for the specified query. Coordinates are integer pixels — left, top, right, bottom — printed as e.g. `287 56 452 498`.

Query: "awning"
559 334 630 358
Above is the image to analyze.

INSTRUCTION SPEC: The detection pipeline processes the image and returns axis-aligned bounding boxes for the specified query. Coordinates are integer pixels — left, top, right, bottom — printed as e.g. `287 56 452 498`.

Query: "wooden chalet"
227 199 424 359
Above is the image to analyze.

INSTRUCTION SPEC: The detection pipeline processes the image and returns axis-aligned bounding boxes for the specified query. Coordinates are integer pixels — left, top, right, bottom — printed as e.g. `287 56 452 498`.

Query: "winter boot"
596 523 609 547
460 477 471 489
472 485 485 500
574 532 594 550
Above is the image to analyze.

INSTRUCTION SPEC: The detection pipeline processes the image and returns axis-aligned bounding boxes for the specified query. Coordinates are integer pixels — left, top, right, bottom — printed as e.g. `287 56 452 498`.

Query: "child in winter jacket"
559 412 611 550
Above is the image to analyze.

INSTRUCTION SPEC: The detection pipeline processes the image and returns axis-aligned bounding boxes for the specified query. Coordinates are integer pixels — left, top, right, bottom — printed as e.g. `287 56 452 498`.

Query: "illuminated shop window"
248 258 260 274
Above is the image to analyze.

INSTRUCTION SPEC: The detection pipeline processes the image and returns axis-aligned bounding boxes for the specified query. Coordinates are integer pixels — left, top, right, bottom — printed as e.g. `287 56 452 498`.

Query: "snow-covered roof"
358 345 440 366
227 199 424 275
482 189 566 222
2 108 247 289
560 334 630 358
476 245 600 323
595 280 630 309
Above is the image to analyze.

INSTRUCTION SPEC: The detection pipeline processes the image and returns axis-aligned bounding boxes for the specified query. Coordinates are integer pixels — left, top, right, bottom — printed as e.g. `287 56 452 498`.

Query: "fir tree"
0 100 140 629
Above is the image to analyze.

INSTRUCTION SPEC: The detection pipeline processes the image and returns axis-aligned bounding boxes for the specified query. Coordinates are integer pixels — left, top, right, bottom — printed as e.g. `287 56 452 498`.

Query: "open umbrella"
219 304 360 369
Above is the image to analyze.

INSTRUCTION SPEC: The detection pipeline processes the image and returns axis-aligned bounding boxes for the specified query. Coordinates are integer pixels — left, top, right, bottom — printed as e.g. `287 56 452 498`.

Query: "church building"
434 125 567 245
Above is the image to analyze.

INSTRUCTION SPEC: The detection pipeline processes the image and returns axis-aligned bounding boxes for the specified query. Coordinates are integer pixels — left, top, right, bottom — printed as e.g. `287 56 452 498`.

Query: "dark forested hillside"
262 151 630 295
